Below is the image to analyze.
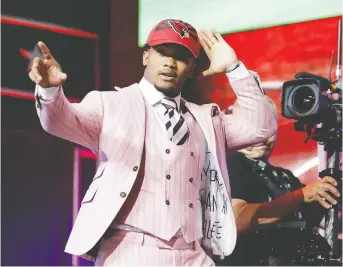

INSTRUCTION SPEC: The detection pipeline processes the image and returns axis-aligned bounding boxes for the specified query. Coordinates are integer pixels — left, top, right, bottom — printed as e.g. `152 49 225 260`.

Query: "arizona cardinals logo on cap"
168 20 189 38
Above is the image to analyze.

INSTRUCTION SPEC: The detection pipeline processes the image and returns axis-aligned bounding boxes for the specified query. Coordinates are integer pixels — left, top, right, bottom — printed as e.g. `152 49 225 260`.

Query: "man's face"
143 43 195 98
240 134 277 160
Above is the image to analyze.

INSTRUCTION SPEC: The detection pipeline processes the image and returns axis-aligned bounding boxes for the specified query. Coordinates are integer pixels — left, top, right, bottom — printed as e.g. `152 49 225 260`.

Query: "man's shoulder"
98 83 140 97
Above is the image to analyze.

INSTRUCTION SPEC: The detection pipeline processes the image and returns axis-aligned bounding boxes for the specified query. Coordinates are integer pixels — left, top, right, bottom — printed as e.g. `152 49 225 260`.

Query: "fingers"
321 182 341 198
28 71 38 83
30 57 44 83
322 176 338 186
38 41 53 60
205 29 219 44
318 190 337 205
321 176 340 198
199 29 216 46
198 30 217 78
212 29 225 42
312 176 341 208
199 29 224 43
315 195 332 209
198 31 211 55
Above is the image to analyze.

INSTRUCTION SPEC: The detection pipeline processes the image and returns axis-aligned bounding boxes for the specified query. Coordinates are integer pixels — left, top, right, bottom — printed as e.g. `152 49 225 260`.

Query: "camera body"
282 78 329 120
281 73 342 142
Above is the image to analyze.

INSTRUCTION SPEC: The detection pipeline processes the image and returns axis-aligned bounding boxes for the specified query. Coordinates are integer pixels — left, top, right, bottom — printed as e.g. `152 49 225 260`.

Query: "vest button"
133 166 138 171
189 178 193 183
165 200 170 205
120 192 127 198
189 203 193 208
165 149 170 154
190 152 194 156
166 175 171 180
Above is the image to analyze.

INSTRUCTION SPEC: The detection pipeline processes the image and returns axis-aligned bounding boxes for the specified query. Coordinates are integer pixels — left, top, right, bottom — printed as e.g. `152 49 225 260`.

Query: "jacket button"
133 166 138 171
165 149 170 154
120 192 127 198
166 175 171 180
189 178 193 183
189 203 193 208
166 200 170 205
190 152 194 156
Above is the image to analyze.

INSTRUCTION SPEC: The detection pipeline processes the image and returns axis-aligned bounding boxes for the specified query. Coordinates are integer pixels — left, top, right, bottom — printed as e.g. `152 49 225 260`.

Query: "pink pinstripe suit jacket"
35 74 276 259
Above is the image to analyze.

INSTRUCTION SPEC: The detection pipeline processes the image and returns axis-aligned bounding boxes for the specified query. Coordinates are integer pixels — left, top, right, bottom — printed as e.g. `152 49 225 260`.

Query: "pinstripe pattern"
34 73 277 261
222 74 276 151
114 101 205 243
95 231 215 266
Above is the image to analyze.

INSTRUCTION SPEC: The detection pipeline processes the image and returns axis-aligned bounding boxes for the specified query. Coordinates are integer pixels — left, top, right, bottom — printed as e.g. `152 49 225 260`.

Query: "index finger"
212 29 225 42
322 176 338 186
198 32 211 54
38 41 53 60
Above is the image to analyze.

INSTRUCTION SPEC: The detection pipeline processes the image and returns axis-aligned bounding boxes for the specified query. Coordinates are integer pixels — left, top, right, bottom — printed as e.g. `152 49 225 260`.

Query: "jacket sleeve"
35 86 104 153
221 74 277 151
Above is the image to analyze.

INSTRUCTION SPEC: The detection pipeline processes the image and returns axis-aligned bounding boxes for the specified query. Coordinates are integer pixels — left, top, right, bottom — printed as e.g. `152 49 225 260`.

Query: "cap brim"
148 39 198 59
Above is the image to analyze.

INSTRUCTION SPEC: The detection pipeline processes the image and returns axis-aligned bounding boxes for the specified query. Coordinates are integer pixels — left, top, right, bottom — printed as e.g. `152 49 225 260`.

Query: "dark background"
1 0 111 265
2 0 144 264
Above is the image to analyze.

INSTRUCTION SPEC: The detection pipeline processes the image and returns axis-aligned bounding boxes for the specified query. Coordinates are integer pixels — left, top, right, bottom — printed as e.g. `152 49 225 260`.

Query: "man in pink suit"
29 19 277 266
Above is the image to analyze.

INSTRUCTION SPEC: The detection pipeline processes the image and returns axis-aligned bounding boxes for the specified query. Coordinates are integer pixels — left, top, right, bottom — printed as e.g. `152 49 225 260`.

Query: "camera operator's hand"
302 176 340 209
28 41 67 88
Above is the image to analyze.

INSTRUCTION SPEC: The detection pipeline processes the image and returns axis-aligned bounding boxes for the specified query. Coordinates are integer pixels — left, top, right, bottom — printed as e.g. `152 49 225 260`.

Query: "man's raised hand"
28 41 67 88
198 29 239 77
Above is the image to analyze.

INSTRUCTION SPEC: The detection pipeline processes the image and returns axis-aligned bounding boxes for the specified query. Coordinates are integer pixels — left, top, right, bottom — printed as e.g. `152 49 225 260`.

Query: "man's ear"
187 61 196 78
142 51 149 66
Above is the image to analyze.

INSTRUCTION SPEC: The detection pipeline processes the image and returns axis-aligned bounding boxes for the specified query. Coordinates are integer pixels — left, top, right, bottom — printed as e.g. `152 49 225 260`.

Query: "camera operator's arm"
232 176 340 233
280 168 328 225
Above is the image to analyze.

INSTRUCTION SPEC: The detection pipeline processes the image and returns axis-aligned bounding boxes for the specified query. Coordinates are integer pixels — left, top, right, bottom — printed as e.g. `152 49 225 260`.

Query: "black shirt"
227 151 304 203
214 151 327 266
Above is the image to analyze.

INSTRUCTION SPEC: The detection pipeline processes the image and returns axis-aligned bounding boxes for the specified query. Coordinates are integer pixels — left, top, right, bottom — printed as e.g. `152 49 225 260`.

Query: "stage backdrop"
1 0 109 265
137 0 342 184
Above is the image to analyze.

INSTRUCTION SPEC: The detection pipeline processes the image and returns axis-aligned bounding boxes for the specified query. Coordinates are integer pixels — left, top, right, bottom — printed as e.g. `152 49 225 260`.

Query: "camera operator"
214 97 340 266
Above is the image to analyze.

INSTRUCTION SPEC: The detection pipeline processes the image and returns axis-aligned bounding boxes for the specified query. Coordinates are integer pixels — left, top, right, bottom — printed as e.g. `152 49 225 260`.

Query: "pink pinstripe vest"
114 100 206 242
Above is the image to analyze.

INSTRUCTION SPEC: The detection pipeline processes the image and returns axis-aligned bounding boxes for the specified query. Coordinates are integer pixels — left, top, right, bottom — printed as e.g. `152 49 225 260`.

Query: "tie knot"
161 98 178 111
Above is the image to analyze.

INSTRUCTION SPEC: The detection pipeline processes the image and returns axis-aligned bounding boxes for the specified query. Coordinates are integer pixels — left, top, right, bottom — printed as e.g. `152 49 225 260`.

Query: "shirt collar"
139 77 181 112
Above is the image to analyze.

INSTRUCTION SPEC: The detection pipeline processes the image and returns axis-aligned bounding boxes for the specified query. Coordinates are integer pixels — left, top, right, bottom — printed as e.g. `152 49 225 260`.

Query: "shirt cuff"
225 61 250 82
36 85 60 101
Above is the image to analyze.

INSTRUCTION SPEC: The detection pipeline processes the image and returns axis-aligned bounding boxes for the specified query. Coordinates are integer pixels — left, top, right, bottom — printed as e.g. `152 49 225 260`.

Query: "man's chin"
156 80 177 88
155 84 180 97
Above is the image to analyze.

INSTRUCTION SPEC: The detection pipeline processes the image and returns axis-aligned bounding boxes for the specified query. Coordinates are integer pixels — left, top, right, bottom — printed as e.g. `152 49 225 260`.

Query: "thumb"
59 72 67 82
201 69 215 77
197 69 214 79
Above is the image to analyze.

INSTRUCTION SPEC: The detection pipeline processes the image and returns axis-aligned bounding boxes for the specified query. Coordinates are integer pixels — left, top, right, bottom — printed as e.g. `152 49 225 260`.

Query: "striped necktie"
160 98 189 145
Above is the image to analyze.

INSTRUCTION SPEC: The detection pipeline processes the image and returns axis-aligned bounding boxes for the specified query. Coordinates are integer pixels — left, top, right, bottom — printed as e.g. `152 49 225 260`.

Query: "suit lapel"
122 84 146 145
184 101 217 156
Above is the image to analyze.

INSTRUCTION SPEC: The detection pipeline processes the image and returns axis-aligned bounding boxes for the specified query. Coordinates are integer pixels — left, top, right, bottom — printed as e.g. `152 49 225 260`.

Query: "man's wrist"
227 61 240 73
36 85 60 101
225 61 250 81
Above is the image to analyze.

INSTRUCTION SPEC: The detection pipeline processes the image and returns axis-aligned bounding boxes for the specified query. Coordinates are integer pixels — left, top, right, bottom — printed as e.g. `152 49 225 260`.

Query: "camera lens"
292 86 316 113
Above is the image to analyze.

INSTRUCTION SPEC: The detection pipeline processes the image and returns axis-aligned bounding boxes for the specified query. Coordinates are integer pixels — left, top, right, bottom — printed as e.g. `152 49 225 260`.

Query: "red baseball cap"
146 19 200 59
